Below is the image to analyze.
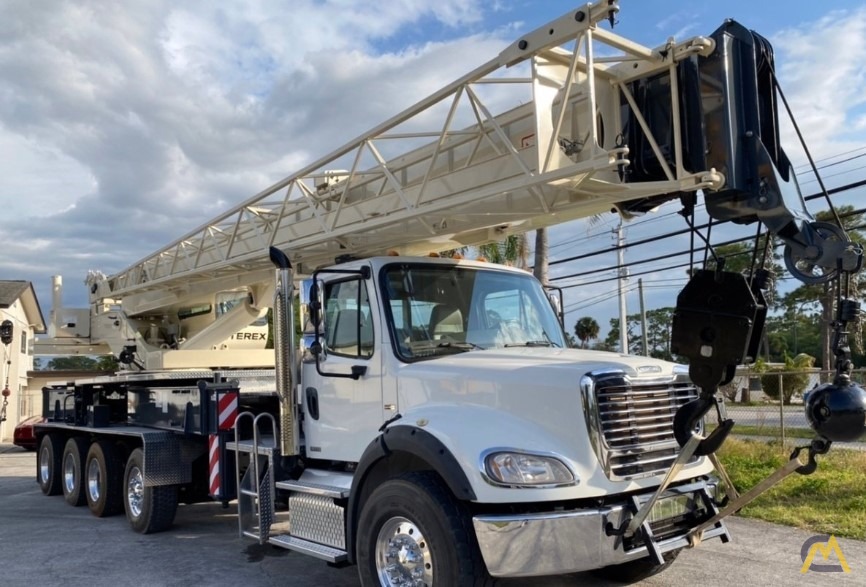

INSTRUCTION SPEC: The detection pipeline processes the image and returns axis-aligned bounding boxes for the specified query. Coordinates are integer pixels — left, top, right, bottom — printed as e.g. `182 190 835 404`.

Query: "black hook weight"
673 395 735 456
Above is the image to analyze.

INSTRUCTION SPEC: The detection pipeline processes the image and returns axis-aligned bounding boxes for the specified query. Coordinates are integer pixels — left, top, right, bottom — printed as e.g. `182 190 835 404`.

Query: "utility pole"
615 223 628 354
639 278 648 356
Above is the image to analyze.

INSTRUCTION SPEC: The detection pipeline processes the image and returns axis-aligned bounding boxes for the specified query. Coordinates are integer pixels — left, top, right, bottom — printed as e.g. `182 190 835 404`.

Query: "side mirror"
543 285 565 330
300 279 325 333
300 279 326 362
309 281 321 328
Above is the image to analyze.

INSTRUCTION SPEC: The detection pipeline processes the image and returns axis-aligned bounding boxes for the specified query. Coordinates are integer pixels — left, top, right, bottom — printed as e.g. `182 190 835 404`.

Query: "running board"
269 534 348 563
276 479 350 498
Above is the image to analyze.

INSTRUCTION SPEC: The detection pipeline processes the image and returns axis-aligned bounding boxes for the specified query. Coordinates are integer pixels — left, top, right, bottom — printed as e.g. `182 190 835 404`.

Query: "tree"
45 356 98 370
95 355 120 371
533 228 549 285
574 317 600 349
606 307 679 360
42 355 118 371
477 234 529 268
764 312 822 364
755 353 816 405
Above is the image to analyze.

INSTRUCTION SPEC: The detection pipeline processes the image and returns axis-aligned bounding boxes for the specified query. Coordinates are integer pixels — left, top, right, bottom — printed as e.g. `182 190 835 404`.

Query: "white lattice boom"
96 0 721 311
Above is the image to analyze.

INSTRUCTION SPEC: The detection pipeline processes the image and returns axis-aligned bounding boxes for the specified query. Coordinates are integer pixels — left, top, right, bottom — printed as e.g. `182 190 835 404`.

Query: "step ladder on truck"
32 2 866 585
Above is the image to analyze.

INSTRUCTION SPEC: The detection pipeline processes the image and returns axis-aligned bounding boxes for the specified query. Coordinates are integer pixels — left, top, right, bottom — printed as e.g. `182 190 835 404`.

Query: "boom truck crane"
32 2 866 584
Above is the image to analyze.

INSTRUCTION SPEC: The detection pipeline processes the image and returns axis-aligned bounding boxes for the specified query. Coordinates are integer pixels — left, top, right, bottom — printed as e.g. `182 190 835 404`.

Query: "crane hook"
673 394 735 456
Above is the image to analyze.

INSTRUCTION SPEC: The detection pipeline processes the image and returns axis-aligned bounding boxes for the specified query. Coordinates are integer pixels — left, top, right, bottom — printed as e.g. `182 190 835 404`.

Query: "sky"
3 0 866 345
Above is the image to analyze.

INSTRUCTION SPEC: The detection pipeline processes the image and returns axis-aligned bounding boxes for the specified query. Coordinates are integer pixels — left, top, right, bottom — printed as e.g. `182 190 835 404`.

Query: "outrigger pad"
671 270 765 391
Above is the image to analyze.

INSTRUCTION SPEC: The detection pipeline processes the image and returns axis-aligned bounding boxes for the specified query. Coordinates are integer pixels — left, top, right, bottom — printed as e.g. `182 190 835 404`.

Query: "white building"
0 281 46 442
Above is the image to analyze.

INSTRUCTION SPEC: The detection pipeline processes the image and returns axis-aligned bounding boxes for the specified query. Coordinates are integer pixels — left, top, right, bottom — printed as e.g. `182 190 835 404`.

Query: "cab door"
301 271 383 462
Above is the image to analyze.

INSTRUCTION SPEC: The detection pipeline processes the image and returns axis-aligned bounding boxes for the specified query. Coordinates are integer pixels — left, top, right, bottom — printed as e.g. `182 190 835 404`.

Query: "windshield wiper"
504 340 558 348
437 341 485 351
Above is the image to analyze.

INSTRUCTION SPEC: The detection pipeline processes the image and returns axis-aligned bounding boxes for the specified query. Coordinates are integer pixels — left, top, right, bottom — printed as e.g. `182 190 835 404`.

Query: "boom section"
96 0 720 308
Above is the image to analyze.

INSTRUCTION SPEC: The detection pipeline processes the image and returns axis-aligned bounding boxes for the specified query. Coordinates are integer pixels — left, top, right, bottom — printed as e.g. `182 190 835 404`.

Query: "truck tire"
591 549 681 582
37 434 63 496
85 440 124 517
62 436 89 507
356 471 491 587
123 448 178 533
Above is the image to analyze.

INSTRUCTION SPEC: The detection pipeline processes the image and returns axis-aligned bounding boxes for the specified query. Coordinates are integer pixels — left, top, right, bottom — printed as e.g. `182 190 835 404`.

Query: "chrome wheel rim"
87 458 101 503
127 465 143 518
39 445 50 484
63 452 76 494
375 516 433 587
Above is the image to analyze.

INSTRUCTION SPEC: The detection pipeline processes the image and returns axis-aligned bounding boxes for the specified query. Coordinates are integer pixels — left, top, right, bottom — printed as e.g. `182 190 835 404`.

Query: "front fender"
346 422 476 563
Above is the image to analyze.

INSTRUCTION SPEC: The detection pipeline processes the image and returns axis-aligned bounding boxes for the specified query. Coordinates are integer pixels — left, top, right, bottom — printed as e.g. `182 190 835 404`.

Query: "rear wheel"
123 448 178 533
85 440 124 517
62 436 89 506
37 434 63 496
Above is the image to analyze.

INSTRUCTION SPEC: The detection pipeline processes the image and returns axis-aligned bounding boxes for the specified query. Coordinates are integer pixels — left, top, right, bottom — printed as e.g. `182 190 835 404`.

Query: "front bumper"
472 479 729 578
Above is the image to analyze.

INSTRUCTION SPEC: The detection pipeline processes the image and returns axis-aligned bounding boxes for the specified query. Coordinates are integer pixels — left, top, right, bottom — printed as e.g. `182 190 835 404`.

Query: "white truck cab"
296 256 724 579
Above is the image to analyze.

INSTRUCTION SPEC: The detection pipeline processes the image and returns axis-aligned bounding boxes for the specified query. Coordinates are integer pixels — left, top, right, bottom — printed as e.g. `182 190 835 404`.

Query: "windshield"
216 291 268 326
381 263 566 361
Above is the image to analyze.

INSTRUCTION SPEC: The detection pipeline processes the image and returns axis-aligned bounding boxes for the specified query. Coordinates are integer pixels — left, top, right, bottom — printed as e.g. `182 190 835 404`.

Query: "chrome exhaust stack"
269 246 298 456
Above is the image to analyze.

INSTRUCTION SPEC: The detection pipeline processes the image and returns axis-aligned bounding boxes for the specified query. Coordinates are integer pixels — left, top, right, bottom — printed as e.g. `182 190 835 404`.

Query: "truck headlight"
483 451 575 487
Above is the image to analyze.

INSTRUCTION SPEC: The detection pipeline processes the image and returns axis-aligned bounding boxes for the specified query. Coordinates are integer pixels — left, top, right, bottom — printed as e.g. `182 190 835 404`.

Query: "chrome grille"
583 373 700 480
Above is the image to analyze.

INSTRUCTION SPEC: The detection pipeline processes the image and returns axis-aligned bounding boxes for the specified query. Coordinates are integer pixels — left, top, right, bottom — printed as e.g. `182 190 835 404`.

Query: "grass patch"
731 425 814 440
717 438 866 540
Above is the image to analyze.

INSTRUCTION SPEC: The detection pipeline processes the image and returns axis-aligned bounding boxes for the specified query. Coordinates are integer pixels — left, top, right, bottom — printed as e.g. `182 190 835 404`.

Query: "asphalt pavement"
1 444 864 586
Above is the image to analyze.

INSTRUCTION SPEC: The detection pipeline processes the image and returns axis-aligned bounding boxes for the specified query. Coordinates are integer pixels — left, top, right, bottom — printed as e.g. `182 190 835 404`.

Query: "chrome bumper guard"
472 479 730 578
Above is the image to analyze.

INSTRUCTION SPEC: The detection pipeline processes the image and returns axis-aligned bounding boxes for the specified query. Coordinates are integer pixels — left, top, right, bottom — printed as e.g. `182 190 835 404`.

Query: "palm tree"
533 228 549 284
477 234 529 268
574 316 600 349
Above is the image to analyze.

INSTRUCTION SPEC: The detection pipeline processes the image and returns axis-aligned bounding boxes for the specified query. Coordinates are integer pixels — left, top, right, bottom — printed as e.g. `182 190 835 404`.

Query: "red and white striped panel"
218 391 238 431
208 434 220 497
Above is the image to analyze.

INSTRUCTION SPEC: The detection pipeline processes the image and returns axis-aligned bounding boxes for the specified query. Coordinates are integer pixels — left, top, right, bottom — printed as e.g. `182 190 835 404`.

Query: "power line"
794 145 866 171
558 214 866 289
555 161 866 321
795 151 866 176
804 178 866 201
566 290 633 313
545 149 866 260
799 162 866 185
546 177 866 271
550 204 702 254
559 259 695 289
546 175 866 262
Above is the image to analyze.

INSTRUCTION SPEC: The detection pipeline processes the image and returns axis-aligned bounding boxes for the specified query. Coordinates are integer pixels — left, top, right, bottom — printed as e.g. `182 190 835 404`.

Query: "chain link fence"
704 368 866 450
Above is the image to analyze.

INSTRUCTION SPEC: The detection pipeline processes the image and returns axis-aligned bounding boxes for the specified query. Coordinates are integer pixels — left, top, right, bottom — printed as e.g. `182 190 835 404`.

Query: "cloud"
773 8 866 163
0 0 504 309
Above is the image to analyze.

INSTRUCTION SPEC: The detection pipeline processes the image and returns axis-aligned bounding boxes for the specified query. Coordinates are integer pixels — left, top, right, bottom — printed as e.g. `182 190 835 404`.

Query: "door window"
324 279 374 359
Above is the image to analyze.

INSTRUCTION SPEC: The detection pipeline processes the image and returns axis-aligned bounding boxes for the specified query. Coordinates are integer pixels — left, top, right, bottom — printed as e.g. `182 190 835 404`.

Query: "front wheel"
123 448 178 533
356 471 489 586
